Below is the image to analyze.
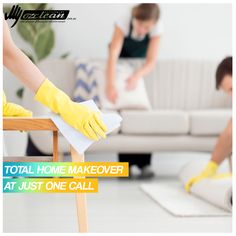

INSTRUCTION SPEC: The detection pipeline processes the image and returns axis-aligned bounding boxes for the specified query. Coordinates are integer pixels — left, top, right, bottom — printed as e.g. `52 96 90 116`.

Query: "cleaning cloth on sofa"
179 160 232 212
50 99 122 154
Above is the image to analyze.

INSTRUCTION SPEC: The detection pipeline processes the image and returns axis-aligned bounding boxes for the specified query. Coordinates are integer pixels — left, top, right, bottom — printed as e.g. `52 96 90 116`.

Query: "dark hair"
216 56 232 89
132 4 160 22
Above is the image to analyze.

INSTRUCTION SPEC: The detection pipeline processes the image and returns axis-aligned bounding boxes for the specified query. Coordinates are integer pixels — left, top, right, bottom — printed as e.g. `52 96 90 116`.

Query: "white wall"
50 3 232 60
51 3 232 60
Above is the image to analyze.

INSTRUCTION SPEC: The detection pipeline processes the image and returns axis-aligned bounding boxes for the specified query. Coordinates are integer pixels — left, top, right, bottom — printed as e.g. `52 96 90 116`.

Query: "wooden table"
3 117 88 233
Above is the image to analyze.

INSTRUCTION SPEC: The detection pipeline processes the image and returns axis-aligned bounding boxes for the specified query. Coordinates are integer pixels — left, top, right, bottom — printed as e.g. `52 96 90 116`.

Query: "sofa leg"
70 145 88 233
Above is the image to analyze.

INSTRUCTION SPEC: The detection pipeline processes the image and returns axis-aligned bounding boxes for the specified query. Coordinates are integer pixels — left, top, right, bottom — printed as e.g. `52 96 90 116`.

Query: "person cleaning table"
3 19 107 141
185 56 233 192
106 3 163 178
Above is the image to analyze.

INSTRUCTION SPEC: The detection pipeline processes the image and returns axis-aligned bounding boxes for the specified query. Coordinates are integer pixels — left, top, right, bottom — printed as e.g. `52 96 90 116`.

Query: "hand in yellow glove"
3 92 32 117
185 160 218 192
34 79 107 141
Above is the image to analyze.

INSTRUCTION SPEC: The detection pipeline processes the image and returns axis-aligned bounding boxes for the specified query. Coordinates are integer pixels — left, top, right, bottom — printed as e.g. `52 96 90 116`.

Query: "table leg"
70 145 88 233
53 131 58 162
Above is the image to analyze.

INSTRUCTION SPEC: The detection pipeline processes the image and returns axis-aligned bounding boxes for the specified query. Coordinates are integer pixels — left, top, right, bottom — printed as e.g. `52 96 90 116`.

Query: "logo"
5 5 71 28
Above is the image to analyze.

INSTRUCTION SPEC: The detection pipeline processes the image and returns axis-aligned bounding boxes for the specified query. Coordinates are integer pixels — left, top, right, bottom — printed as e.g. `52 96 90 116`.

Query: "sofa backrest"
126 59 231 110
28 58 231 111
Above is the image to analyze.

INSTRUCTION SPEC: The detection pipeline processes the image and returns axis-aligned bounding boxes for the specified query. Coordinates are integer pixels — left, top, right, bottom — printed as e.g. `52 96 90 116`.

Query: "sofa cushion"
189 110 232 135
73 59 100 106
120 110 189 134
97 62 151 110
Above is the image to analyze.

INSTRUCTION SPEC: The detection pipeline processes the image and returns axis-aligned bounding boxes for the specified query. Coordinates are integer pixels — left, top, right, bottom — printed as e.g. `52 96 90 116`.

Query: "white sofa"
22 59 232 154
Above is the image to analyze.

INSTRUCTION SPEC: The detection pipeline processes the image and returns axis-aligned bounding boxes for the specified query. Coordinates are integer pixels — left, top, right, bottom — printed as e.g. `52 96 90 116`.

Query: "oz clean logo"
5 5 70 28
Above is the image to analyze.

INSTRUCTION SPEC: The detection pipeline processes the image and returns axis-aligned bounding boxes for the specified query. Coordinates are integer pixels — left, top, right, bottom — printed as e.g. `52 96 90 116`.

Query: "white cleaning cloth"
50 99 122 154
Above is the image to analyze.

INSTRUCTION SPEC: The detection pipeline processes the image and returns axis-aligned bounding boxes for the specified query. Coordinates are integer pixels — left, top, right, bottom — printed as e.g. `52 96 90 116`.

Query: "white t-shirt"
115 13 163 41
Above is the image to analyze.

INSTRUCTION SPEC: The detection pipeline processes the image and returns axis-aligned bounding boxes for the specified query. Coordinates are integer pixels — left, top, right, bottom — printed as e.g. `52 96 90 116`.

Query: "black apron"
119 20 150 58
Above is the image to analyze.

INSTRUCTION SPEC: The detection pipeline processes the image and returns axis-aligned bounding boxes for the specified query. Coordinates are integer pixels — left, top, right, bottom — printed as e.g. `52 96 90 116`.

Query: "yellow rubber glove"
210 172 232 179
3 92 32 117
185 160 218 192
34 79 107 141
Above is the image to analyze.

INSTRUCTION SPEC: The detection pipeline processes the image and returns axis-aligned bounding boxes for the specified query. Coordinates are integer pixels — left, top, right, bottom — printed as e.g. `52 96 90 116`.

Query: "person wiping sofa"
185 56 233 192
2 19 107 141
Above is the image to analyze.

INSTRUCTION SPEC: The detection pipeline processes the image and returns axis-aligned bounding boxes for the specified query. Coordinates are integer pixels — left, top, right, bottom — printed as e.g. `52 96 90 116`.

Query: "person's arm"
106 25 124 103
3 19 45 93
211 119 232 165
3 19 107 140
185 119 232 192
126 36 160 90
136 36 160 77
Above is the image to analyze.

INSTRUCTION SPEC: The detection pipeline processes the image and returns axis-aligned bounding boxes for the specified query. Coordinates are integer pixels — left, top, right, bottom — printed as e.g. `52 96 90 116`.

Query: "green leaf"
19 3 42 10
35 21 51 32
17 3 49 34
34 27 55 61
17 21 36 45
36 3 48 10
